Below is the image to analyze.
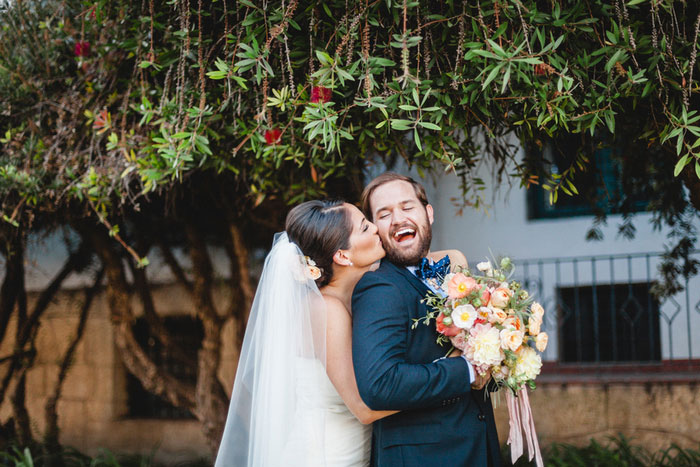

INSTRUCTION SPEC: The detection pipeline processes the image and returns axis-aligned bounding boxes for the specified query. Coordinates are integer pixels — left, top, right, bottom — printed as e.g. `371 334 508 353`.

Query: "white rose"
452 304 477 329
514 346 542 381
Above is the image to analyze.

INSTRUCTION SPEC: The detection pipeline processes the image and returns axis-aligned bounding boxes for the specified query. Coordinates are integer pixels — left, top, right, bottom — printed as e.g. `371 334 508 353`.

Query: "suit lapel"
383 260 430 297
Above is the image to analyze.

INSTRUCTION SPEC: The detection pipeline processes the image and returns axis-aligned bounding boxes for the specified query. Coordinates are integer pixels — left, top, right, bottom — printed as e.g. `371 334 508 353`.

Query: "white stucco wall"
414 157 700 362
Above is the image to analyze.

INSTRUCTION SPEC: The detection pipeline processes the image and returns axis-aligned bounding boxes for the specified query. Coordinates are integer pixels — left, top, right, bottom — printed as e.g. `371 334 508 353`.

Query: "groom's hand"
471 369 491 390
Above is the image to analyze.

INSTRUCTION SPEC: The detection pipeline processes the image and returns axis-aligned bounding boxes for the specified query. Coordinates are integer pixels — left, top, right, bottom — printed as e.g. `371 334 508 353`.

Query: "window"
558 282 661 363
127 316 203 419
527 135 648 219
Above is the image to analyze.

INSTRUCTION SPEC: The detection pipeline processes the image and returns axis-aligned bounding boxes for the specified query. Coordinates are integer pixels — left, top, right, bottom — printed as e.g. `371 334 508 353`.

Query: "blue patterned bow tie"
415 255 451 281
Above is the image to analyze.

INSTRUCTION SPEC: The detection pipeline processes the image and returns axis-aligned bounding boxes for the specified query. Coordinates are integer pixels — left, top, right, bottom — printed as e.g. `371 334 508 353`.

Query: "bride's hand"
448 348 462 358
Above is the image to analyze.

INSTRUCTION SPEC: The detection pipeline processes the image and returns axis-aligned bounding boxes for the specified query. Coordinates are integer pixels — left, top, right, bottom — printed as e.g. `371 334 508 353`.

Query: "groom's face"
369 180 434 266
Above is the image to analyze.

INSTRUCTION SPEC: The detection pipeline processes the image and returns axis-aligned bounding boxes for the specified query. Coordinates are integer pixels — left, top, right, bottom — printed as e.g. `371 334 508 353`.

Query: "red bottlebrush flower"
264 128 282 145
93 109 111 134
310 86 332 104
74 41 91 57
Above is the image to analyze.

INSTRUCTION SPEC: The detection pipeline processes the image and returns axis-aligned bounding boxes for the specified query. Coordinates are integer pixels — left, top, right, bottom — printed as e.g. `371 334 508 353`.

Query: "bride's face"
344 204 385 268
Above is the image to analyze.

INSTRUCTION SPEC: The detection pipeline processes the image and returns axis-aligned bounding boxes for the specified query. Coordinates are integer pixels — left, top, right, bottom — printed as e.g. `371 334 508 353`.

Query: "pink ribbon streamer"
506 388 543 467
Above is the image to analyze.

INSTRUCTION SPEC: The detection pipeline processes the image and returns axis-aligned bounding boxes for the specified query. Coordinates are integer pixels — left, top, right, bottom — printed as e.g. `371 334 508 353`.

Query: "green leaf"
418 121 441 130
674 154 689 177
390 119 413 131
414 128 422 151
501 66 511 94
482 64 503 90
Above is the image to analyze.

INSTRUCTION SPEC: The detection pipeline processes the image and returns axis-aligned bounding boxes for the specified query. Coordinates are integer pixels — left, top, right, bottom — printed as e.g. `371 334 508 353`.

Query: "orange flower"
447 273 477 299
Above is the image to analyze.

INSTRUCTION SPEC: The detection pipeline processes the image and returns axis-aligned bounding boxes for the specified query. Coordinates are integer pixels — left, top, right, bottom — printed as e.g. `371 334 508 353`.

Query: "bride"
215 199 462 466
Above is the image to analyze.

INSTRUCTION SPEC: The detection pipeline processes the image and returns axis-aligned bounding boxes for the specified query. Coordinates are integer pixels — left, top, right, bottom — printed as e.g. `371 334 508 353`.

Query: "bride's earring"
348 260 354 267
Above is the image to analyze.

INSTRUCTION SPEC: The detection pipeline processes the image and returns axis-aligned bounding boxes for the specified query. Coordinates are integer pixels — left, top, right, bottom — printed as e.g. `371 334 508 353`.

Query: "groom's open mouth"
393 227 416 243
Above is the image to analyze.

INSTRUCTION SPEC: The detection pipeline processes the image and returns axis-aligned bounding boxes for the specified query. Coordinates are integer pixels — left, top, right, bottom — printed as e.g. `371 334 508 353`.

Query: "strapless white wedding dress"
281 358 371 466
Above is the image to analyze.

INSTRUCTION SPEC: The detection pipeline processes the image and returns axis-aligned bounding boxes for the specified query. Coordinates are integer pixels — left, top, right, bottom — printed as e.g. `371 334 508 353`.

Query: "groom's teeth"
393 228 416 240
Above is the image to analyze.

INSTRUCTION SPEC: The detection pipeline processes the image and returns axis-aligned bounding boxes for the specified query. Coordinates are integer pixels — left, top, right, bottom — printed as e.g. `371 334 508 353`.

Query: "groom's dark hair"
286 199 351 288
361 172 429 220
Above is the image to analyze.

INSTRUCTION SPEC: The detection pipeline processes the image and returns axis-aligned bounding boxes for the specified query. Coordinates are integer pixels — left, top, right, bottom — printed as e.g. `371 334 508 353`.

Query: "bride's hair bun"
285 199 351 287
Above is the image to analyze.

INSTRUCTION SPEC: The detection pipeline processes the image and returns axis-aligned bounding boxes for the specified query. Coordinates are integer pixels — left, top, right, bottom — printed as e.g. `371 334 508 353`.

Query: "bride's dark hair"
285 199 351 288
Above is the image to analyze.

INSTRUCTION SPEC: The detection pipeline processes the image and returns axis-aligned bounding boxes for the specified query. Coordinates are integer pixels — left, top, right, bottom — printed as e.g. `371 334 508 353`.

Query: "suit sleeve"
351 275 472 411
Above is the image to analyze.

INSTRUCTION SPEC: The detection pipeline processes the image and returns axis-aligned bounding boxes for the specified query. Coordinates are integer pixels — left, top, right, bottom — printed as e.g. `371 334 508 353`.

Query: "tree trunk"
11 370 31 447
86 227 197 411
0 233 24 347
185 223 228 452
128 258 198 369
223 222 255 349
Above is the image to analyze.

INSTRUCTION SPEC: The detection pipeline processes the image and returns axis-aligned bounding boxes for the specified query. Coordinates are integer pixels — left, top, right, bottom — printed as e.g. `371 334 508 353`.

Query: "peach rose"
488 307 508 324
489 287 512 308
447 273 477 299
531 302 545 320
535 332 548 352
500 328 525 352
503 316 523 331
529 314 542 336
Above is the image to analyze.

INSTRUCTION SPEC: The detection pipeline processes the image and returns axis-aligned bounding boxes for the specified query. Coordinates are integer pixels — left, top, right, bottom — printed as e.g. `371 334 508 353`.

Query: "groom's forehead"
372 182 420 211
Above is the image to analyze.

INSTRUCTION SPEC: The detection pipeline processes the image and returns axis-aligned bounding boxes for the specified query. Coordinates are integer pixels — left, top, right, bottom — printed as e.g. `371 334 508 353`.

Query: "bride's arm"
325 296 398 425
430 249 468 269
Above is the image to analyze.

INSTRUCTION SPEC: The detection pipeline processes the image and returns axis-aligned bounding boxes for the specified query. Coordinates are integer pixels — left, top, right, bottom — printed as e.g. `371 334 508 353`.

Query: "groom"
352 172 501 466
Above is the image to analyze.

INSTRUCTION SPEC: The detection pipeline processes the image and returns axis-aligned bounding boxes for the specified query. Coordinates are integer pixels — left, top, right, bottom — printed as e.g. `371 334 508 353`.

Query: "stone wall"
493 381 700 454
0 283 242 465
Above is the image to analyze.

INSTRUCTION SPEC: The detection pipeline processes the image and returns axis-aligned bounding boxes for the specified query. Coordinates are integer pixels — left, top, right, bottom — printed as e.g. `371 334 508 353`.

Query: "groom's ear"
332 249 353 267
426 204 434 225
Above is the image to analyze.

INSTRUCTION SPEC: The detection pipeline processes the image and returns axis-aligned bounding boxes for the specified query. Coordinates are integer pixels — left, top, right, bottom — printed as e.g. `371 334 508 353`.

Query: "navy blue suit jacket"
352 259 501 467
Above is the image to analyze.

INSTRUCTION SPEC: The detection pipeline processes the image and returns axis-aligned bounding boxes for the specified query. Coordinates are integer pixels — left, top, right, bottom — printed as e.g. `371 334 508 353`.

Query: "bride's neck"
320 267 368 310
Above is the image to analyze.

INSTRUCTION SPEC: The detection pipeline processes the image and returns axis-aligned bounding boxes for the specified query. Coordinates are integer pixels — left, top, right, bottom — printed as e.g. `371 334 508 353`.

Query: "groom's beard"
382 223 432 267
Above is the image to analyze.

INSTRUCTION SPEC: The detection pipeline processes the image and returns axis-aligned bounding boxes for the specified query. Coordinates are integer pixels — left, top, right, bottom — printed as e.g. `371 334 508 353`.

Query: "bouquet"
413 257 545 467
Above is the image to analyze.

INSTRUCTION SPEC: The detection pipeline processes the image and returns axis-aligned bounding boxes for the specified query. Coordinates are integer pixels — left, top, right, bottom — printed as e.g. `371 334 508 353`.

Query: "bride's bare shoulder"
430 249 468 269
321 293 351 317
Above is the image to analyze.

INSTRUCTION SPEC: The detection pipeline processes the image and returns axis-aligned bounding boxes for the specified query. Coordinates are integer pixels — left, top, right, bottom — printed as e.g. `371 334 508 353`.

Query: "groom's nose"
390 208 407 224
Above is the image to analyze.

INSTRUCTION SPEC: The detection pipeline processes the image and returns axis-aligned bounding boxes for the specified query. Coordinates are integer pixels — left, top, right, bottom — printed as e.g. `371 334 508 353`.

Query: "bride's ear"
332 250 354 267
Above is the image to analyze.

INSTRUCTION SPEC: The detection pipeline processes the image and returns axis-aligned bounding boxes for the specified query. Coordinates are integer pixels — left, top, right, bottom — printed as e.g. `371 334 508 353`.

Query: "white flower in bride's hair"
304 256 322 281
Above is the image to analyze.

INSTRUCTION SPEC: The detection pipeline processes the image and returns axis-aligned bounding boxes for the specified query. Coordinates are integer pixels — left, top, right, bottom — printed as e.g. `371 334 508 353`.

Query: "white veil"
215 232 328 467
